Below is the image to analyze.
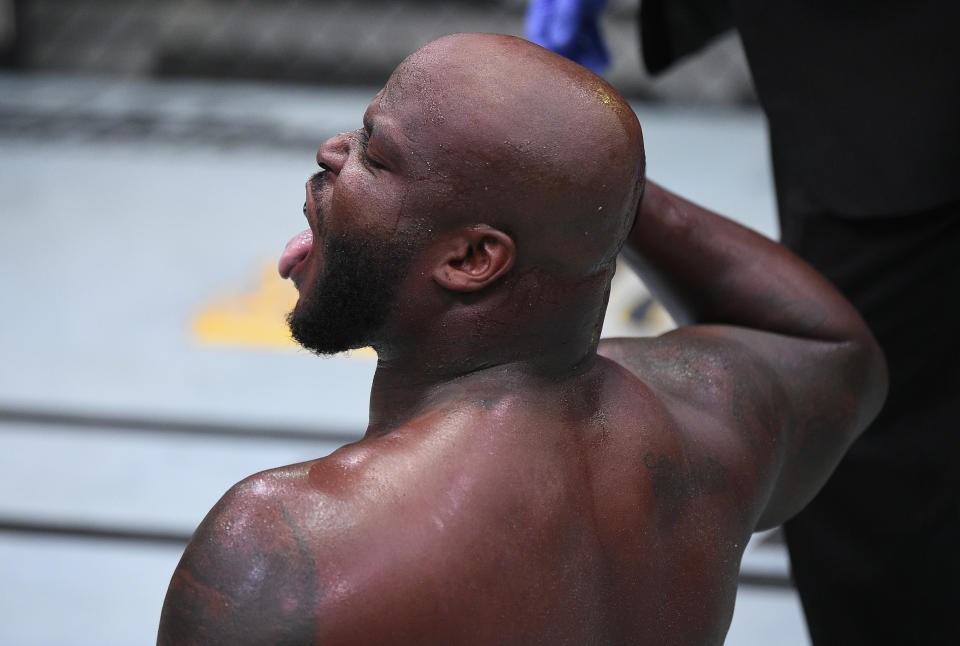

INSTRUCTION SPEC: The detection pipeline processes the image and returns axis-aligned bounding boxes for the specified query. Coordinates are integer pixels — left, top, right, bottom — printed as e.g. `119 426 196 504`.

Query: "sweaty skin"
158 34 887 645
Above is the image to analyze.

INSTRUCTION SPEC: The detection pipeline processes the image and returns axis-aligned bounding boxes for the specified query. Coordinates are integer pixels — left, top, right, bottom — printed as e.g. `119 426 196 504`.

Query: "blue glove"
525 0 611 74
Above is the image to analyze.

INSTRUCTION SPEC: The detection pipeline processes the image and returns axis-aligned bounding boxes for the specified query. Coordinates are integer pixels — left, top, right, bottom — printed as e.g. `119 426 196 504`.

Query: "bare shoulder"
598 330 791 523
157 457 350 645
599 323 882 530
156 432 483 645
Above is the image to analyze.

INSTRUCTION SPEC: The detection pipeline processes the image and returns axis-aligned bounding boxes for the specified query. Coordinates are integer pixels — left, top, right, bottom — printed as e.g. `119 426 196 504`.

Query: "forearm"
623 181 864 343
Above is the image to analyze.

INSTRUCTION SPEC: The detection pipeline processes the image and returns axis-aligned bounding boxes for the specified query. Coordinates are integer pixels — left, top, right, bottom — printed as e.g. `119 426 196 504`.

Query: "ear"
432 226 516 292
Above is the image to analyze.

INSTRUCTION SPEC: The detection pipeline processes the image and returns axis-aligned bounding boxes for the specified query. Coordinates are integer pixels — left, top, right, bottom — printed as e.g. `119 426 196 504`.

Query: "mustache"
307 170 330 233
308 170 330 202
308 170 328 206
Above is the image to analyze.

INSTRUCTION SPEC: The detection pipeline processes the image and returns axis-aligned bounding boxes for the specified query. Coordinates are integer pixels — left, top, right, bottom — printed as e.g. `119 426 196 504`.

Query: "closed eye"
359 129 386 170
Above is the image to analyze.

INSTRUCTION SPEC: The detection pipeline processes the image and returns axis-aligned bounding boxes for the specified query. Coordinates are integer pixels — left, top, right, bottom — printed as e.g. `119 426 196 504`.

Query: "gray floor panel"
0 534 182 646
0 423 347 533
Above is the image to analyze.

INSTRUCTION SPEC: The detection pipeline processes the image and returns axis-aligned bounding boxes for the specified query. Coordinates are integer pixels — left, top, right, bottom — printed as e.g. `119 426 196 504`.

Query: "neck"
363 266 613 437
365 352 597 438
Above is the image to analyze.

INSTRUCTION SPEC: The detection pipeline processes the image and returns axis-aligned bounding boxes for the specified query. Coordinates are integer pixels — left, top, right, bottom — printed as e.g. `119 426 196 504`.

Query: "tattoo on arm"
159 493 325 645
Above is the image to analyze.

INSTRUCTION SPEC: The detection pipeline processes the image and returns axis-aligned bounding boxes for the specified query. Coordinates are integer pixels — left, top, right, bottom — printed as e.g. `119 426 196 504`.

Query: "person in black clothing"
528 1 960 642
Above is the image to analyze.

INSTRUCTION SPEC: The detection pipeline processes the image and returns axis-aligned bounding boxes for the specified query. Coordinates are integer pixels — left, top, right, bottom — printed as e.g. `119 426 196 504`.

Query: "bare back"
161 342 764 646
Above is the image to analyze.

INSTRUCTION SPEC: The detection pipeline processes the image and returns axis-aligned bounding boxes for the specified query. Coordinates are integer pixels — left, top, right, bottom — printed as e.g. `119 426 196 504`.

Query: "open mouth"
279 179 324 282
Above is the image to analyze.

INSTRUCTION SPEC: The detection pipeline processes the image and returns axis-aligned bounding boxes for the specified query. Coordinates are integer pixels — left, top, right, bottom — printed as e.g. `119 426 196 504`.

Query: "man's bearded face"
287 231 414 356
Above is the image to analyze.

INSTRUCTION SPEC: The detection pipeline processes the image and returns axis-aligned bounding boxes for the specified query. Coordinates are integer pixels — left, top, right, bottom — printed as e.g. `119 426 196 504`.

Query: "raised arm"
603 180 887 529
624 181 869 340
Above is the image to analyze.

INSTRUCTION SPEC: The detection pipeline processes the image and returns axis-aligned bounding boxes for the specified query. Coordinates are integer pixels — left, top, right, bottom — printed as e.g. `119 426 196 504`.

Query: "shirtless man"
157 33 887 645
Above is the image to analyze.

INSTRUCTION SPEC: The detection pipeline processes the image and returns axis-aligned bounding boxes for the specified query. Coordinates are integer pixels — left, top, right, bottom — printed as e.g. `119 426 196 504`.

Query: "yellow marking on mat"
190 262 376 358
191 263 299 349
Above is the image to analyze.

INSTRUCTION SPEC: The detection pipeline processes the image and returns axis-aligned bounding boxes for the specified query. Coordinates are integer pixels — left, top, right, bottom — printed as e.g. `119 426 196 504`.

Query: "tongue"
278 229 314 279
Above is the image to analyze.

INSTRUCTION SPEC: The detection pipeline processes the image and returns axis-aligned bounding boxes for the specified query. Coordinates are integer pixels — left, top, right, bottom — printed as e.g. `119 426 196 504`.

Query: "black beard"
287 232 414 356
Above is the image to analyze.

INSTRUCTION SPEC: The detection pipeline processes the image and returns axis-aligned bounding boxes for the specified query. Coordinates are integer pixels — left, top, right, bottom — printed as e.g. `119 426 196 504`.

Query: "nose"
316 131 353 174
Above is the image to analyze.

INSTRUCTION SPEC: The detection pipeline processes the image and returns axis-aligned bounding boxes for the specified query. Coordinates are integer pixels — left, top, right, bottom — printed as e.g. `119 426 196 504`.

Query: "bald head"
376 33 645 276
294 34 644 362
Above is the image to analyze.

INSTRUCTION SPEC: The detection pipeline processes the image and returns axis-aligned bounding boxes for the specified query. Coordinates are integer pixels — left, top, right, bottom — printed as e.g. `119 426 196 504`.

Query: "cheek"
329 173 406 234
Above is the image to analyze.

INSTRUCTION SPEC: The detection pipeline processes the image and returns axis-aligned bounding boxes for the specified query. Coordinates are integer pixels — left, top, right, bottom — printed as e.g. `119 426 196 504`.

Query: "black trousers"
780 201 960 645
